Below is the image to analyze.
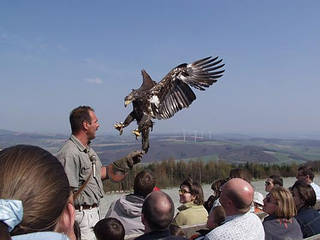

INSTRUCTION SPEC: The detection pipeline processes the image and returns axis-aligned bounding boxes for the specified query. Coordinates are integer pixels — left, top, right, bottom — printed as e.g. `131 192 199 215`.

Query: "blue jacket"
296 207 320 238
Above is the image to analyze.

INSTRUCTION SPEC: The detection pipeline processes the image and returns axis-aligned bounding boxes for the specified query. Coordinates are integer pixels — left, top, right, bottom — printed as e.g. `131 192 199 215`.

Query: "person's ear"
83 120 89 131
55 202 75 239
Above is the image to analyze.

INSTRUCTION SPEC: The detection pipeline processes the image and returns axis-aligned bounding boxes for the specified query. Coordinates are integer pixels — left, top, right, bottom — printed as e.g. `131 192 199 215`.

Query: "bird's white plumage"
150 95 160 106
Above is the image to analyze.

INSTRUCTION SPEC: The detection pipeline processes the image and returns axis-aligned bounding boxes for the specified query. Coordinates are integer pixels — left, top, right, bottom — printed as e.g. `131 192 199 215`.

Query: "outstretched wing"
150 56 224 119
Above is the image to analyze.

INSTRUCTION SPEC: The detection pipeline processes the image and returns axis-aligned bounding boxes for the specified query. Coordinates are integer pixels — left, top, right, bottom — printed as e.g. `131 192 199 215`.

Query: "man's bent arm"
100 150 144 182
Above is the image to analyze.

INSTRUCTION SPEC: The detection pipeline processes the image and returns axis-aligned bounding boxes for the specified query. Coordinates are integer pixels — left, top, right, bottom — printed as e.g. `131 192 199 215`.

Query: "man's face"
265 178 274 192
86 110 99 140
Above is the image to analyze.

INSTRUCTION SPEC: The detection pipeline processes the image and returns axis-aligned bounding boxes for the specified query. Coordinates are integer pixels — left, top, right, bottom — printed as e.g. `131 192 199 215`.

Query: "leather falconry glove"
108 150 144 182
125 150 144 169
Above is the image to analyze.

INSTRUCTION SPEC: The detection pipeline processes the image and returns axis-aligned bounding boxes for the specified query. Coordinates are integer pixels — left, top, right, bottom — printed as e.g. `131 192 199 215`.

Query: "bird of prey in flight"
114 56 225 153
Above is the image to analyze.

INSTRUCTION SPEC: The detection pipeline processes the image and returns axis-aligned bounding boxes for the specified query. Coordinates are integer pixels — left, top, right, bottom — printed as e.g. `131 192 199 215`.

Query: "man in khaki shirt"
57 106 143 240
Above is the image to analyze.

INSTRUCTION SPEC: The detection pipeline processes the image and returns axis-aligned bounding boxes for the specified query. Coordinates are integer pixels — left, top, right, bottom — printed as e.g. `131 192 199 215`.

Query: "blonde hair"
0 145 70 235
270 187 296 219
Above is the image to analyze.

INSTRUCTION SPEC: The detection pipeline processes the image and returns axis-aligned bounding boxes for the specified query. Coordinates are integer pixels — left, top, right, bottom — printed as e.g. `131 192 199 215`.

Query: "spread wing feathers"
150 56 224 120
139 69 157 91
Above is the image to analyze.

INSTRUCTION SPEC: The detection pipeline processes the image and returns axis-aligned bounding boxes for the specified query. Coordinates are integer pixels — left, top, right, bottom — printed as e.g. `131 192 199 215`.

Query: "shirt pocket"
80 159 92 176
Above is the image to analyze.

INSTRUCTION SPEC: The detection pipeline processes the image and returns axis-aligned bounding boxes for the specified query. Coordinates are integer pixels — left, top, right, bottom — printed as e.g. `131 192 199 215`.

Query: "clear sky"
0 1 319 137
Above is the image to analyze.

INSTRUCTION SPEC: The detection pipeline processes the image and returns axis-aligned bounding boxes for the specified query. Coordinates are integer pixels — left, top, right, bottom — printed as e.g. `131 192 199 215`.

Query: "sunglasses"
179 189 191 194
265 181 272 186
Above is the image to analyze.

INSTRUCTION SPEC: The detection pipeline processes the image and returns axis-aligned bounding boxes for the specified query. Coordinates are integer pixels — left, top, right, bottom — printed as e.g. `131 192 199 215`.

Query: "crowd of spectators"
1 144 320 240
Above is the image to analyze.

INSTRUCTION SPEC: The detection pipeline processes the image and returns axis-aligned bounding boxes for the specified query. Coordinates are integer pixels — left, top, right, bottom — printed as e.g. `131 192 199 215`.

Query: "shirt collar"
224 211 250 223
178 201 196 211
70 135 90 153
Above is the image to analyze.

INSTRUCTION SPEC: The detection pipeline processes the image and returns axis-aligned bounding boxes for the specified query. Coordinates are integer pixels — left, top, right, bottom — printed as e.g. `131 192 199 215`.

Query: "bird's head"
124 89 138 107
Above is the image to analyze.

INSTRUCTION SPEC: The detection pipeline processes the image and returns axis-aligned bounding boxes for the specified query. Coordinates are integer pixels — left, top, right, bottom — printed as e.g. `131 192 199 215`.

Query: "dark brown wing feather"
139 69 157 91
150 56 224 119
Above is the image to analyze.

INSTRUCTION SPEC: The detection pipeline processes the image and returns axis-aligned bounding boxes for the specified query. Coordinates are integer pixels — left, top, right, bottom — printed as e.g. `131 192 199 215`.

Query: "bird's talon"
114 122 125 135
132 129 141 138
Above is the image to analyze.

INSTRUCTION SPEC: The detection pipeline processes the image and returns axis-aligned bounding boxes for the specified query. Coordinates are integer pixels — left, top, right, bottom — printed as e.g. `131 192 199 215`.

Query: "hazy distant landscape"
1 129 320 165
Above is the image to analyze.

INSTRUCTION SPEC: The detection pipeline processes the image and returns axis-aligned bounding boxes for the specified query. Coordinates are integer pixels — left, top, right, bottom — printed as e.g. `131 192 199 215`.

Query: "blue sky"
0 1 319 137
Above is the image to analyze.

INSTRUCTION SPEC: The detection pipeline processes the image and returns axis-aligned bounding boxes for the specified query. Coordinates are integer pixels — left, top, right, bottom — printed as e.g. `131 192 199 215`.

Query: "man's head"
94 218 125 240
69 106 99 140
141 191 174 232
134 170 155 198
265 175 283 192
297 165 314 184
219 178 254 216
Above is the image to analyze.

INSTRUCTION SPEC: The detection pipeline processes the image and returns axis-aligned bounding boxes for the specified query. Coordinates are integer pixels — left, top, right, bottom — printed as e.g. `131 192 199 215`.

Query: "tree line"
103 158 320 192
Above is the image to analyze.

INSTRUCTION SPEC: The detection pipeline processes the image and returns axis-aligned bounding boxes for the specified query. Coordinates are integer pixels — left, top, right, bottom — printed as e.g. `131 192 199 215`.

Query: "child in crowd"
190 206 226 240
207 206 226 230
253 192 264 213
94 218 125 240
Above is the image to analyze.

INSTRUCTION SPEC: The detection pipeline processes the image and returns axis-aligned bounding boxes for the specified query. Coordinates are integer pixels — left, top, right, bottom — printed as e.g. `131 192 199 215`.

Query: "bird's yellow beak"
124 100 132 107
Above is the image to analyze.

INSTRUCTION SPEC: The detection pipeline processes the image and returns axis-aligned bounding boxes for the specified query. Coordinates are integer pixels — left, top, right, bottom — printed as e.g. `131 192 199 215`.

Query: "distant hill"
0 130 319 165
0 129 16 135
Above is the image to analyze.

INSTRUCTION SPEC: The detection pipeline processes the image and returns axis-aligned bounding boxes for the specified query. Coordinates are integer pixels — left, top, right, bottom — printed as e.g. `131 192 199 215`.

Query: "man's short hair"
94 218 125 240
69 106 94 134
142 192 174 231
298 165 315 180
269 175 283 187
134 170 156 198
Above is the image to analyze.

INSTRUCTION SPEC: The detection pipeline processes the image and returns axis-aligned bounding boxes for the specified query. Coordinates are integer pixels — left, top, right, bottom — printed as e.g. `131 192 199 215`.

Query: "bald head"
142 191 174 231
220 178 254 215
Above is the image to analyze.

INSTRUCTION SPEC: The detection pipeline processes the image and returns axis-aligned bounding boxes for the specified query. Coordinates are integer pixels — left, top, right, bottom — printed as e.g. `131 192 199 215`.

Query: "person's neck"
225 207 241 217
73 132 89 147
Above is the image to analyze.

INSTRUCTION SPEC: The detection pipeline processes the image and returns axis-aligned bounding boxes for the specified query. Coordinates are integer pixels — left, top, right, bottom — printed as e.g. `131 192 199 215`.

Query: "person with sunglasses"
265 175 283 193
172 177 208 226
262 187 303 240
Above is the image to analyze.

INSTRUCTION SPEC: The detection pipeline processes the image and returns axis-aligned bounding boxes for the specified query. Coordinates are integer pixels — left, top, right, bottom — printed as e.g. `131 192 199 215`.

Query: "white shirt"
204 212 265 240
311 182 320 201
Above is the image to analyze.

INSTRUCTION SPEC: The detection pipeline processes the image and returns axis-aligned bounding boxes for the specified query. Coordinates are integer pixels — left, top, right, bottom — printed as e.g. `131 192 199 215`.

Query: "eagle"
114 56 225 153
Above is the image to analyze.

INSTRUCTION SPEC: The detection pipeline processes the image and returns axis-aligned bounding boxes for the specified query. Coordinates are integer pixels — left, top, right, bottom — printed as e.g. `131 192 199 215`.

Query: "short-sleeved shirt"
56 135 104 206
311 182 320 201
204 212 265 240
